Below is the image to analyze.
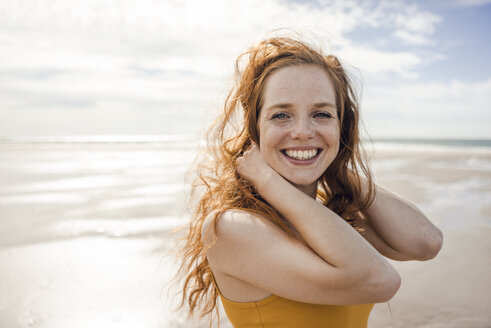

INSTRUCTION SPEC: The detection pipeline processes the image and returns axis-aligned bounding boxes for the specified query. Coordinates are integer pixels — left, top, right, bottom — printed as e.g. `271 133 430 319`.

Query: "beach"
367 143 491 327
0 137 490 327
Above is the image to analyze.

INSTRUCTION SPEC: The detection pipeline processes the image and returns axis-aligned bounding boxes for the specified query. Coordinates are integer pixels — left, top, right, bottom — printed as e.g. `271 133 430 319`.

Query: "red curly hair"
175 36 375 324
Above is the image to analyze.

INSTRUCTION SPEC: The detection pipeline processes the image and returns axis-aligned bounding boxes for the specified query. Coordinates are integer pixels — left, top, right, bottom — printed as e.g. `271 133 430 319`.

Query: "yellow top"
216 287 374 328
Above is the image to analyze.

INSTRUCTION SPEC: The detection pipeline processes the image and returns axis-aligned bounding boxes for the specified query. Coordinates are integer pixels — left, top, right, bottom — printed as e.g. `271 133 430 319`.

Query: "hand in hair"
236 142 276 193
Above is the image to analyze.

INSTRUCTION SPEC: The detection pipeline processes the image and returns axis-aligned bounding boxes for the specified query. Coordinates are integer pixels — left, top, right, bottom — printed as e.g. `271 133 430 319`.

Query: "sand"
0 141 490 327
366 147 491 327
369 227 491 327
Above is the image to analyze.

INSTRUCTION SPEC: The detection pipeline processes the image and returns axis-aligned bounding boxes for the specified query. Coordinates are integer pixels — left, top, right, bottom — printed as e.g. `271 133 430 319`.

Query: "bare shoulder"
202 208 285 248
202 209 299 302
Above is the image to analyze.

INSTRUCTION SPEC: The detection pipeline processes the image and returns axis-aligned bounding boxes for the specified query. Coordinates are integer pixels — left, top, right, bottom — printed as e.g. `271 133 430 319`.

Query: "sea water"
1 135 490 245
0 135 198 247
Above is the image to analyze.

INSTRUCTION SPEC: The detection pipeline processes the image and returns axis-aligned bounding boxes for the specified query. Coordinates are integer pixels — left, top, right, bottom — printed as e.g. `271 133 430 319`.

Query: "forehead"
261 65 336 108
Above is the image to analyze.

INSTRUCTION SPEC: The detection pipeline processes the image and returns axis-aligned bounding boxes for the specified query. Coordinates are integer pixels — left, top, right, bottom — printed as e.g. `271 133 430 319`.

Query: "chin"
285 176 319 187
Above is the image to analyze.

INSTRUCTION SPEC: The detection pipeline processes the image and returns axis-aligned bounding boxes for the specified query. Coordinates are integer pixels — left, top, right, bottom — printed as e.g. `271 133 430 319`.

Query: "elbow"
384 269 401 301
371 266 401 302
350 263 401 304
416 228 444 261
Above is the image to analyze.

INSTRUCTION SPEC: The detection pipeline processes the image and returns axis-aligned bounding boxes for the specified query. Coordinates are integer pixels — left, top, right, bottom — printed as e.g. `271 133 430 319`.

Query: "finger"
246 143 257 154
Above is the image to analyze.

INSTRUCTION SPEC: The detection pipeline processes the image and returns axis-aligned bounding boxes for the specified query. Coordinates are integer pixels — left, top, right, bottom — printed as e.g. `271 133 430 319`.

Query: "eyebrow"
264 102 336 112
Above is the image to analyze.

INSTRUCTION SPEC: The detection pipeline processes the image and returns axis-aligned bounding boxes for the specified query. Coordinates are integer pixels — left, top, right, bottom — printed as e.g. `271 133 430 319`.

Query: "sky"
0 0 490 139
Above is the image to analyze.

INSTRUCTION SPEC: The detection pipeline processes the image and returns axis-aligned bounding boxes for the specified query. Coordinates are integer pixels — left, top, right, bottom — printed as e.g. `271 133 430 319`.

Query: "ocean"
1 135 490 245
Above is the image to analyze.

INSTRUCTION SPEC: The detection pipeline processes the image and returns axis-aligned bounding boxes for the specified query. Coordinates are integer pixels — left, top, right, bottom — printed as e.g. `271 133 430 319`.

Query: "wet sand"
0 140 490 327
367 146 491 327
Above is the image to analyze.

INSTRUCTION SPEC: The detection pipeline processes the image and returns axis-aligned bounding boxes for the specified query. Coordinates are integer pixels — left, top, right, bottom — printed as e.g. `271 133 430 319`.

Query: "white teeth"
285 149 318 160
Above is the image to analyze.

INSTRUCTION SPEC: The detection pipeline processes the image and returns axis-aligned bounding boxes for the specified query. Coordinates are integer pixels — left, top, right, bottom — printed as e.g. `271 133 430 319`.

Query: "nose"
290 117 315 140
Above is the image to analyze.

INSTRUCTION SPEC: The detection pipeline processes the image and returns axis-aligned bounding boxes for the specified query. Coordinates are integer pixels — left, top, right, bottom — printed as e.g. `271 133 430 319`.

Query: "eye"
271 112 290 120
313 111 333 119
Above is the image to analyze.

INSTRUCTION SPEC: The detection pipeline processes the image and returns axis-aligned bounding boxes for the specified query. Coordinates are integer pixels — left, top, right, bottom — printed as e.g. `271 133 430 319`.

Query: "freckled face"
257 65 340 195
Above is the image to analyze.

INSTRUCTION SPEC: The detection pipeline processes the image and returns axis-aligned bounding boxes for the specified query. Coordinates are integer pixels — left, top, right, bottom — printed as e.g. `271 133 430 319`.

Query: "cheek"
330 130 341 155
258 123 275 145
259 133 273 159
258 127 282 161
325 125 340 140
330 130 340 144
258 138 277 170
315 124 339 141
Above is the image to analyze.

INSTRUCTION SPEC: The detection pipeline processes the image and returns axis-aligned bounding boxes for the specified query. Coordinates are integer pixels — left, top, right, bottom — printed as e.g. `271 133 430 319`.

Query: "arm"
356 177 443 261
204 144 400 305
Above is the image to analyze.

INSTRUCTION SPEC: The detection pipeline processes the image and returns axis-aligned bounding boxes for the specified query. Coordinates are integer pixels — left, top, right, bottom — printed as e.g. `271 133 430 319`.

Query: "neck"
291 181 318 199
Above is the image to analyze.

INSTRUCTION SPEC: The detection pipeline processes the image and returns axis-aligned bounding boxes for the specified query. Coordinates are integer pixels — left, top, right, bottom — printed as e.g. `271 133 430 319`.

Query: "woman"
176 36 443 327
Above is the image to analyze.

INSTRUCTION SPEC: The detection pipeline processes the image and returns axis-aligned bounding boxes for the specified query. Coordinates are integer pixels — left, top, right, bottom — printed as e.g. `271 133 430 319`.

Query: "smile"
282 148 321 161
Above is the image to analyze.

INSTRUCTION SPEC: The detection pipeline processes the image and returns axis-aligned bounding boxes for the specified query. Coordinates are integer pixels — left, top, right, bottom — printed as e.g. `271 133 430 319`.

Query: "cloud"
0 0 463 137
14 97 97 109
0 0 442 73
389 2 441 45
363 78 491 138
452 0 491 6
392 30 431 46
0 68 70 80
338 45 422 78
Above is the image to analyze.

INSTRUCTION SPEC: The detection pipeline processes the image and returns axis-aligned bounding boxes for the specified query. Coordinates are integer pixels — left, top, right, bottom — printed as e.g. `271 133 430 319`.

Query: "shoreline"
1 141 490 327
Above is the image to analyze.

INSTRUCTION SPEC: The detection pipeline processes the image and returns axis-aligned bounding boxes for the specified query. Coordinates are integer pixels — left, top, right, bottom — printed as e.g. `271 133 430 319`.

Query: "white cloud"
392 30 431 46
452 0 491 6
345 1 441 46
393 8 438 34
0 0 466 137
0 0 442 73
363 79 491 138
338 44 422 78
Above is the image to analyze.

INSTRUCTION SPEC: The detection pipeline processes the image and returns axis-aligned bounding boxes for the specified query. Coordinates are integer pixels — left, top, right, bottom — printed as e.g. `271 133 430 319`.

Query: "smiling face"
257 64 340 196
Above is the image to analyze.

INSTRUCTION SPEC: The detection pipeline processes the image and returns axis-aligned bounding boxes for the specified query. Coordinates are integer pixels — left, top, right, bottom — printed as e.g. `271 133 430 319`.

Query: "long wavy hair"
175 36 375 324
